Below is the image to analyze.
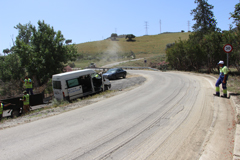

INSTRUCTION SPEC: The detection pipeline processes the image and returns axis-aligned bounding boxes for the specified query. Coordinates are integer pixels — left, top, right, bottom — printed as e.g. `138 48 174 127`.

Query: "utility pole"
159 20 161 34
115 28 117 34
188 21 190 32
145 21 149 35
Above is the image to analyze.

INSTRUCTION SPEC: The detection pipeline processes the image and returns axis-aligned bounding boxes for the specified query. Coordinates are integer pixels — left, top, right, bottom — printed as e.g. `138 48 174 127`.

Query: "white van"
52 69 111 101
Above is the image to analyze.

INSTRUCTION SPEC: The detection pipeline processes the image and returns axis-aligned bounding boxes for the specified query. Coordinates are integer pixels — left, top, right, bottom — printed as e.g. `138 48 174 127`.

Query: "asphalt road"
0 70 235 160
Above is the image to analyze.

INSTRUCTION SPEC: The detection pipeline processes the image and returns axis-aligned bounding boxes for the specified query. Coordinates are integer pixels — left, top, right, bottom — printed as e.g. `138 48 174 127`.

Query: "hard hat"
218 60 224 64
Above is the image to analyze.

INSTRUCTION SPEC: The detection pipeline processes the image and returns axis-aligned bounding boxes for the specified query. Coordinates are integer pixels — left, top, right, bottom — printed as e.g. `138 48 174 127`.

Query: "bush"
45 79 53 94
165 43 175 50
68 62 75 68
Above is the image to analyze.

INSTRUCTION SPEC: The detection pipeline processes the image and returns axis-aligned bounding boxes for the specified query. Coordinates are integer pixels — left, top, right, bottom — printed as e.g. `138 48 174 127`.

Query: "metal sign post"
223 44 233 68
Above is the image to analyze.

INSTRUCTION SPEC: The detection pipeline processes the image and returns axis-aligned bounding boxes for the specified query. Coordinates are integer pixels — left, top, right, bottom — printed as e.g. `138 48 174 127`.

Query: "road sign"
223 44 233 53
223 44 233 68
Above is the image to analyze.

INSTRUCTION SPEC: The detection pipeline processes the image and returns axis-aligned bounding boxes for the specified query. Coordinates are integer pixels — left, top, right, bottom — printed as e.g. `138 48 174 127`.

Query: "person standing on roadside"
21 76 34 95
20 91 31 114
214 60 229 98
0 101 12 121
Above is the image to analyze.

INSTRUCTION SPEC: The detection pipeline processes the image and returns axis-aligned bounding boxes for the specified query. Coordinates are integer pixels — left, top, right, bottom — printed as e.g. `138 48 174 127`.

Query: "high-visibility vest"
23 94 30 105
0 103 3 114
25 78 32 88
94 74 101 79
219 66 229 78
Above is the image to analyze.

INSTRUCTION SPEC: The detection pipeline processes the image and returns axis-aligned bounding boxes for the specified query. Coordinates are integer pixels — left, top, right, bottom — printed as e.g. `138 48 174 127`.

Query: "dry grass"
76 32 190 55
74 33 190 68
227 75 240 94
113 55 166 69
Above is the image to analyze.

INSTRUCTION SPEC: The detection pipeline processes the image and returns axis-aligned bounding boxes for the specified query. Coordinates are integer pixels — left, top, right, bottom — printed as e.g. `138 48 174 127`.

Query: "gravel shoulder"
0 73 146 130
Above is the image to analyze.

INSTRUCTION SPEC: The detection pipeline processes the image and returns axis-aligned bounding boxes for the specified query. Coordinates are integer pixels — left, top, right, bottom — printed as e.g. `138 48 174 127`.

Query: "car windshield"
107 69 117 73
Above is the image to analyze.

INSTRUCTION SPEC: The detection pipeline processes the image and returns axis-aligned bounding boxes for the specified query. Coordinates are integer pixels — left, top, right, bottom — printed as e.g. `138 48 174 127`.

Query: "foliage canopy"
14 20 78 86
191 0 217 34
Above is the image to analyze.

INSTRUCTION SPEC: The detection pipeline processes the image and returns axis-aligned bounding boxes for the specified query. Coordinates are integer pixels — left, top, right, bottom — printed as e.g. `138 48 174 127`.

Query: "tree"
15 20 78 86
2 48 10 56
165 43 175 50
230 3 240 26
201 31 225 73
125 34 136 41
110 33 118 41
222 28 240 72
14 22 32 44
191 0 217 34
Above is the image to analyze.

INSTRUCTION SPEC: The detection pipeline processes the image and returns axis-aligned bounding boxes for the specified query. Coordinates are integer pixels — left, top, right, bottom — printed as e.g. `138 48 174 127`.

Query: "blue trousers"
26 88 34 95
215 77 227 96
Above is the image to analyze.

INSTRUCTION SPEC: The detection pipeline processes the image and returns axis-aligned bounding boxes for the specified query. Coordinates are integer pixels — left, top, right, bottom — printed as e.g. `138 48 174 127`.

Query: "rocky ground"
0 73 146 130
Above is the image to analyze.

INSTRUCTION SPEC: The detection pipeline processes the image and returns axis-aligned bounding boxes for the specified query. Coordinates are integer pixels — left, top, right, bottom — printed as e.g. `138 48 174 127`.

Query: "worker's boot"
213 86 220 97
221 95 227 98
222 84 228 98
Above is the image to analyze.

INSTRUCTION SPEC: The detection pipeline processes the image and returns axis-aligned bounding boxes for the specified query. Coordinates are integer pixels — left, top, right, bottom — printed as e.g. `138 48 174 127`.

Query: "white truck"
52 69 111 101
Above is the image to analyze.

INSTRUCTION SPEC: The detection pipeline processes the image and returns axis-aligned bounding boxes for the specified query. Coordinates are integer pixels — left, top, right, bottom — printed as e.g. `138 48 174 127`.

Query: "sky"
0 0 239 54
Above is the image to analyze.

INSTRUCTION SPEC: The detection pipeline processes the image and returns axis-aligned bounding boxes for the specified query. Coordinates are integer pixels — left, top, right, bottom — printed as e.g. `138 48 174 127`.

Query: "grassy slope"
74 32 191 68
76 32 191 55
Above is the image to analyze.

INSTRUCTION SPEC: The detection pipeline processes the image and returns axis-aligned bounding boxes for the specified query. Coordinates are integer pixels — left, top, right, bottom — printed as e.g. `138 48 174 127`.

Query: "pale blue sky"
0 0 239 54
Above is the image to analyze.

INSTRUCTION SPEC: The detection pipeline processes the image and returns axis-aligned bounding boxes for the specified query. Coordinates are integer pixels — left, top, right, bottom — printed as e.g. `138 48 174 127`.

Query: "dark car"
103 68 127 80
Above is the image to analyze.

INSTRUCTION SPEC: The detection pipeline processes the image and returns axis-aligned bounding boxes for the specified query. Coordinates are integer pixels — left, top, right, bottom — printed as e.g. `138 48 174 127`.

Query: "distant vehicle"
52 69 111 101
103 68 127 80
88 63 96 68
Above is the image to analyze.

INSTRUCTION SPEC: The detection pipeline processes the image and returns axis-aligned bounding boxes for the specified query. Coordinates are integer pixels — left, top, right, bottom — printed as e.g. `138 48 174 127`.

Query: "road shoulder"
170 71 240 160
231 95 240 159
0 74 146 130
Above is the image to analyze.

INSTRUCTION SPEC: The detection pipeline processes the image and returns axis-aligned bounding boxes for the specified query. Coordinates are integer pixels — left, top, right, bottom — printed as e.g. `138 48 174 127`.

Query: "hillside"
76 32 190 55
74 32 191 68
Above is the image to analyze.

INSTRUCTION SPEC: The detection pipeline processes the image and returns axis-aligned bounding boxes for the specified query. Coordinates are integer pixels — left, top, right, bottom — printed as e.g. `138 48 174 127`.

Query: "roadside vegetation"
166 1 240 74
0 20 78 98
164 1 240 99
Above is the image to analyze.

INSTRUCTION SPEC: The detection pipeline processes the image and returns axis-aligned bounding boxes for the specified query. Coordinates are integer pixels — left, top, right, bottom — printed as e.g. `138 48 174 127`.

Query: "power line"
160 20 161 34
145 21 148 35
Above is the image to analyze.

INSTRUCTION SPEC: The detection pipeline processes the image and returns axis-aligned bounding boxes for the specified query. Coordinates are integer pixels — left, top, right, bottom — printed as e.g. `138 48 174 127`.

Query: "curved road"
0 70 235 160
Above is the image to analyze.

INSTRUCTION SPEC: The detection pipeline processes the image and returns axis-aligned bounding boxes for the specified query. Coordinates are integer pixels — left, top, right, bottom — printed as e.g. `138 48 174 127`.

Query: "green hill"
74 32 191 68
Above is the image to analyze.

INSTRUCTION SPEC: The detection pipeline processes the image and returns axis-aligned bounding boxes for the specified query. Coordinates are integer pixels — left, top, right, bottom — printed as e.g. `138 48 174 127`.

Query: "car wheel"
123 74 126 78
11 109 20 118
104 85 109 90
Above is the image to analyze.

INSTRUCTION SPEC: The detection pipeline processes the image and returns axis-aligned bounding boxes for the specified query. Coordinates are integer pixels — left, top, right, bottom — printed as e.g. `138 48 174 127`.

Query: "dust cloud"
104 41 123 59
